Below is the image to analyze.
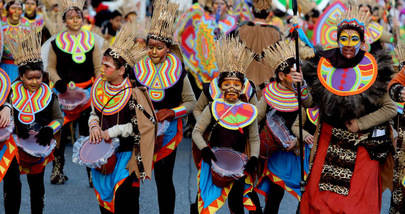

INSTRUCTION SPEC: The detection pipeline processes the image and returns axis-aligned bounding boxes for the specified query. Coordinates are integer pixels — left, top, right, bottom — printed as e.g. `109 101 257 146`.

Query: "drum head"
58 87 89 111
79 139 115 163
0 120 14 142
14 132 56 158
72 136 120 168
211 148 247 178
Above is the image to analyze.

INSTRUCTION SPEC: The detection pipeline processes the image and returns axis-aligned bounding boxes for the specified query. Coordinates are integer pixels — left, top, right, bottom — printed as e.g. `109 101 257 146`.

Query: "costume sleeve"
47 96 63 134
248 118 260 158
257 98 268 123
193 92 209 121
357 94 397 131
291 109 312 142
171 76 196 119
47 45 62 83
292 81 312 107
192 106 211 150
388 68 405 102
249 94 258 106
92 40 103 78
106 123 133 138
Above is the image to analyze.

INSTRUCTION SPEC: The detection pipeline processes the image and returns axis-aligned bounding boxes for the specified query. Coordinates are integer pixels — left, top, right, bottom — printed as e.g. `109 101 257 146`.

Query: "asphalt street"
0 137 392 214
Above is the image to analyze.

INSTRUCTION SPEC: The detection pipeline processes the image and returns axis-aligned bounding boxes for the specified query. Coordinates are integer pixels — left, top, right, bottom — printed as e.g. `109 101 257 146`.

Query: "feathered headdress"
252 0 272 12
214 36 253 77
395 43 405 71
5 27 42 66
263 39 314 72
336 5 371 32
147 0 179 45
59 0 86 14
108 21 147 67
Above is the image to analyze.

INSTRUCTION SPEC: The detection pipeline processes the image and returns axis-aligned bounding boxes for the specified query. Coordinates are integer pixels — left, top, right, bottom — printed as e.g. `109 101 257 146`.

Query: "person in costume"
87 22 155 214
3 28 63 214
254 39 314 214
23 0 43 28
175 0 238 95
0 58 13 184
238 0 282 95
47 0 102 185
295 7 397 213
132 0 196 213
192 36 260 214
387 43 405 214
1 0 30 82
299 0 320 40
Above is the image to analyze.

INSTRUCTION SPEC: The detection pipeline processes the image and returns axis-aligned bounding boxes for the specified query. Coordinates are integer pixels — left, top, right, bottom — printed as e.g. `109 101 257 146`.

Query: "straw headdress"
59 0 86 14
395 43 405 71
214 36 253 77
134 18 150 40
108 21 147 67
43 9 65 35
5 27 42 66
148 0 179 45
252 0 272 12
299 0 316 15
263 39 315 72
336 5 371 32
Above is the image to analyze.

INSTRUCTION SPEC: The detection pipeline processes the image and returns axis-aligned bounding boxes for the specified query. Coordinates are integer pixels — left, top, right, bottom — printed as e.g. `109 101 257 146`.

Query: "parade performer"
299 0 319 40
175 0 238 94
87 22 156 214
297 7 397 213
3 27 63 214
23 0 43 28
0 59 13 184
192 36 260 213
254 39 314 214
387 43 405 214
238 0 282 94
133 0 196 213
47 0 102 185
1 0 30 82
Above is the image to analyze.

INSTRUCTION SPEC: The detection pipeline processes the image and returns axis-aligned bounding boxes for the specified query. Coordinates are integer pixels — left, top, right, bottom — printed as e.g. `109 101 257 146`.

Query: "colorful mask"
338 29 362 55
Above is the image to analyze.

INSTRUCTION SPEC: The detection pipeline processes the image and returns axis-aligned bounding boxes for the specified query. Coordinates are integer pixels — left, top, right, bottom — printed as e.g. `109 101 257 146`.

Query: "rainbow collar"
306 107 319 125
0 68 11 106
11 81 52 124
91 77 132 116
317 52 377 96
55 30 95 64
134 53 183 102
263 82 298 112
211 98 257 130
209 77 254 101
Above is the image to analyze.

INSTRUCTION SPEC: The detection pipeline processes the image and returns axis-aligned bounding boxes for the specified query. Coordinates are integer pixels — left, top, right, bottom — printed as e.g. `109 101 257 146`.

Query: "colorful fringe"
153 119 183 163
0 135 17 182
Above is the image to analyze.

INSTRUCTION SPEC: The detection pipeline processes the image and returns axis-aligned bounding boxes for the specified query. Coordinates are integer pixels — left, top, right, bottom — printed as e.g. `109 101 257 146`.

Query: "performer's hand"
36 127 54 146
304 135 314 145
245 156 258 177
0 106 11 128
400 88 405 101
345 119 359 133
54 80 67 94
156 109 175 122
290 66 304 85
201 147 217 164
286 138 297 151
89 126 102 143
102 130 111 142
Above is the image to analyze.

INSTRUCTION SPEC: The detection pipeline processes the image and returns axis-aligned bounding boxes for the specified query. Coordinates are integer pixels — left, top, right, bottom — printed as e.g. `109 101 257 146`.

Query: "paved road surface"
0 138 391 213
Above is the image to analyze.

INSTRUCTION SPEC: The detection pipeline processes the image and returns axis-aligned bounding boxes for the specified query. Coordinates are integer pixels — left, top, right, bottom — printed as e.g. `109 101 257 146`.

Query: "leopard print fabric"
390 129 405 214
